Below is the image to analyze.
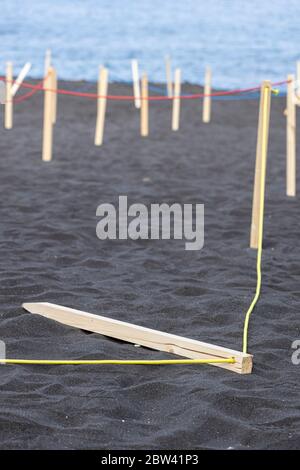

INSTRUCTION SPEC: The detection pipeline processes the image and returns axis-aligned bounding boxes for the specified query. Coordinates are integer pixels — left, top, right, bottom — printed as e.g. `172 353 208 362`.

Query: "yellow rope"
1 358 235 365
242 84 272 354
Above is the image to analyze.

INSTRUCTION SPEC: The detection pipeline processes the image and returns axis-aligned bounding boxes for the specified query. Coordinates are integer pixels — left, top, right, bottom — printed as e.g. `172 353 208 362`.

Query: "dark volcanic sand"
0 81 299 450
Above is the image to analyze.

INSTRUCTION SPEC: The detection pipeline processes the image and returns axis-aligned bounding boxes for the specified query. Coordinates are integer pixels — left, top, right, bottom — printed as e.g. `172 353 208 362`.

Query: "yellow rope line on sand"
1 358 235 366
242 84 272 354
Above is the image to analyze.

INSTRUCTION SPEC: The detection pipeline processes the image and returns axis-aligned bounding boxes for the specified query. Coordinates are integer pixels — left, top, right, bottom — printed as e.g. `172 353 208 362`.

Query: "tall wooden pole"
250 81 272 249
140 73 149 137
203 66 211 123
94 66 109 146
172 68 181 131
286 74 296 197
42 66 54 162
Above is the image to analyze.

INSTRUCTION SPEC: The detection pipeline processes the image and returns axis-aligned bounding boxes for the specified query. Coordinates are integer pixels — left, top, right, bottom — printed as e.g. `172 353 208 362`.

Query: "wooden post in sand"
286 74 296 197
42 66 54 162
165 55 173 98
131 59 141 109
94 67 109 146
250 80 272 249
172 68 181 131
4 62 13 129
140 73 149 137
202 66 211 123
51 68 57 125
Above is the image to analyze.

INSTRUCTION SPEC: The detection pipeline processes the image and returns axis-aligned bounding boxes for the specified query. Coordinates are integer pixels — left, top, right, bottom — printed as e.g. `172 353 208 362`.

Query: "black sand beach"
0 81 299 449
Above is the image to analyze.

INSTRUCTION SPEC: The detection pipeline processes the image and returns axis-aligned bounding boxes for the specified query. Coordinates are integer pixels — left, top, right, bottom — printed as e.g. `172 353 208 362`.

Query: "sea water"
0 0 299 89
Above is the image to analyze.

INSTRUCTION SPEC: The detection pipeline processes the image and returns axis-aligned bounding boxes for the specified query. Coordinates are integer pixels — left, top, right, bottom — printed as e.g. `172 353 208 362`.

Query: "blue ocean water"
0 0 299 89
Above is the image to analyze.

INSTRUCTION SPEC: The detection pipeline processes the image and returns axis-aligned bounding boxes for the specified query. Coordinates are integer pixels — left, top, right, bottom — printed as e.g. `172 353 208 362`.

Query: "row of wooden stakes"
1 56 297 201
2 54 212 159
40 62 212 162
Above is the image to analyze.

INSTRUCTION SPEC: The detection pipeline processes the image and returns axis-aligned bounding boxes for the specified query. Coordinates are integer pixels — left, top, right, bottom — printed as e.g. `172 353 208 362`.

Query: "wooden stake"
172 68 181 131
131 59 141 109
250 81 272 249
165 55 173 98
42 66 54 162
22 302 253 374
203 66 212 123
4 62 13 130
51 68 57 125
286 74 296 197
94 67 109 146
140 73 149 137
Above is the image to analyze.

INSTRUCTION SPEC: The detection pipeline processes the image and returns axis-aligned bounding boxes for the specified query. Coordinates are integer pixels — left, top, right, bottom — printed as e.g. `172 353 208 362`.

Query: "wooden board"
22 302 253 374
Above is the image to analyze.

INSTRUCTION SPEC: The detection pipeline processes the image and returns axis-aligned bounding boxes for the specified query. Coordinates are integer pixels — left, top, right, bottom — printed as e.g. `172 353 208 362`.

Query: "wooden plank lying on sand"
22 302 253 374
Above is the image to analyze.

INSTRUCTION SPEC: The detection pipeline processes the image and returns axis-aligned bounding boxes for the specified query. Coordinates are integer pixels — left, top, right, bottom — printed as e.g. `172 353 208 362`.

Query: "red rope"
13 76 46 104
0 76 289 103
0 72 51 104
